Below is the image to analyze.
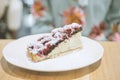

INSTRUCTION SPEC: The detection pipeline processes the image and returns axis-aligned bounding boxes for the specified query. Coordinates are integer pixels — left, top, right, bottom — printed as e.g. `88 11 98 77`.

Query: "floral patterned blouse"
19 0 120 41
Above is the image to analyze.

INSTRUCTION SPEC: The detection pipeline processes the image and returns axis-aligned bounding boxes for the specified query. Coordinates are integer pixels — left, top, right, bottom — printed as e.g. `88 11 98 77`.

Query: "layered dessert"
27 23 83 62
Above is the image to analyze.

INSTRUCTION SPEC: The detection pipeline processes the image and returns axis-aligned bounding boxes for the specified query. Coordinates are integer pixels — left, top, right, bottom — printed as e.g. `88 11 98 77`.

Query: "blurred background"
0 0 120 41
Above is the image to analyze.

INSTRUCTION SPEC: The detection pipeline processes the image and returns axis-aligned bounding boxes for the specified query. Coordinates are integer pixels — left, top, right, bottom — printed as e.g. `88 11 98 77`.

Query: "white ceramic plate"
2 34 104 72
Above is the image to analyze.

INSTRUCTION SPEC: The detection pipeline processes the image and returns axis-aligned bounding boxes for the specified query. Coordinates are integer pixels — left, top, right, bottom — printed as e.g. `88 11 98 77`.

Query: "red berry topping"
66 28 72 34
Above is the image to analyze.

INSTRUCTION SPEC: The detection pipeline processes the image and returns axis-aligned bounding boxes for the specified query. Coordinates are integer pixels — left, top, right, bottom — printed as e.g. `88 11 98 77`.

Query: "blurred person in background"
0 0 120 41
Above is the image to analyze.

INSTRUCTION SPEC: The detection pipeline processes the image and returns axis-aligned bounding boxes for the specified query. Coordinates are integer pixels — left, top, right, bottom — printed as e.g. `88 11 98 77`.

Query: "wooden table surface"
0 39 120 80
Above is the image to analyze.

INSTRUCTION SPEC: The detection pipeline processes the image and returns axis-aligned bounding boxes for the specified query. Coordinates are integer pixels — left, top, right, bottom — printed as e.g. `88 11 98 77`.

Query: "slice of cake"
27 23 83 62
